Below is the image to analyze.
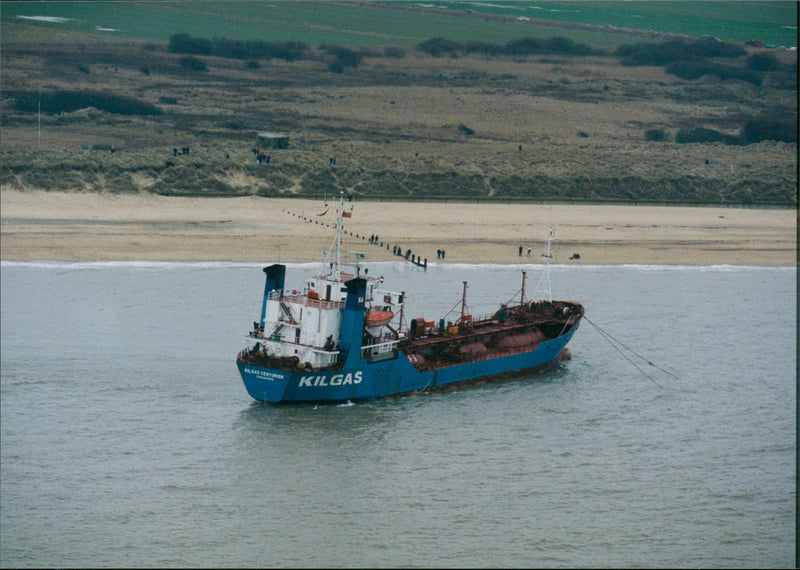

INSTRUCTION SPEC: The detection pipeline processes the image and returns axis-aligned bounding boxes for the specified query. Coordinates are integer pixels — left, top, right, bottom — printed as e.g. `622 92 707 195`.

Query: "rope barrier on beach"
285 208 429 269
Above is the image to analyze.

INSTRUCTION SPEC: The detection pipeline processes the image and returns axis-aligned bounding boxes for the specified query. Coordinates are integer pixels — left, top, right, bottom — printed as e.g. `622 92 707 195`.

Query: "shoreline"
1 191 796 266
2 260 795 271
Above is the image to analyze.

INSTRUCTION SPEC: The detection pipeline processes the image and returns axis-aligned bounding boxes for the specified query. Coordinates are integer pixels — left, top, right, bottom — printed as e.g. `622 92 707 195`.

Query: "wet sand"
1 191 796 266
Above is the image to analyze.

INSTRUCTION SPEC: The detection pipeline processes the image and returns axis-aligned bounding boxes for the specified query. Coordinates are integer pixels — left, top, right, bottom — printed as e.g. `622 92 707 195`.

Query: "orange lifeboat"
365 309 393 327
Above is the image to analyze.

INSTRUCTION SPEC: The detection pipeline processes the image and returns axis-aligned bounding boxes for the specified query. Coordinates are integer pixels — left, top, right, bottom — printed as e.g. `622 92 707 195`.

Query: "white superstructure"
247 194 404 369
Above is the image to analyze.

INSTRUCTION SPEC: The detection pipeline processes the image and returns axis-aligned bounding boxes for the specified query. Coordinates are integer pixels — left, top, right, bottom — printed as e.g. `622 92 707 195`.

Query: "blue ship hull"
238 323 579 404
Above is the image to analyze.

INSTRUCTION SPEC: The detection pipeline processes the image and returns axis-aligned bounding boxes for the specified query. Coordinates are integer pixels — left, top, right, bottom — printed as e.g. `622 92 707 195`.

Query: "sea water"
1 262 795 568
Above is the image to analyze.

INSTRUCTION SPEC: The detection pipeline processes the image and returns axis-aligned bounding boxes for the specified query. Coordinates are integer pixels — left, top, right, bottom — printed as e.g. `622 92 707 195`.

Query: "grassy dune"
1 8 796 206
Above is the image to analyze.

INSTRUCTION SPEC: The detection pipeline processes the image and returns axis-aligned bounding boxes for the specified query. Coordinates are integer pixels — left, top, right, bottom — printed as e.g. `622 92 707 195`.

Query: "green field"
429 1 798 46
2 1 796 47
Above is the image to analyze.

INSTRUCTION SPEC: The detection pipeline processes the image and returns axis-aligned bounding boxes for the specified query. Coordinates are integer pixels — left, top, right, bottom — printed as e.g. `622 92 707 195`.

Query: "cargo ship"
236 196 584 404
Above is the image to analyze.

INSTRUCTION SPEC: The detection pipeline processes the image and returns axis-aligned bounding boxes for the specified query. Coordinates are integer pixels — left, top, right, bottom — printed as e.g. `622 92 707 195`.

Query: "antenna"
532 228 554 302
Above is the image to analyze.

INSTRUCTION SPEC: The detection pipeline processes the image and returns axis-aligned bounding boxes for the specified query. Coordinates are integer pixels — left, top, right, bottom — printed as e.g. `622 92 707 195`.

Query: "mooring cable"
583 315 682 388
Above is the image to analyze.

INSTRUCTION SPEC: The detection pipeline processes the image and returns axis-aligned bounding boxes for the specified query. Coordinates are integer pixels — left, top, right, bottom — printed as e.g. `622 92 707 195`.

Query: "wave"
0 260 266 270
397 262 795 273
1 260 793 273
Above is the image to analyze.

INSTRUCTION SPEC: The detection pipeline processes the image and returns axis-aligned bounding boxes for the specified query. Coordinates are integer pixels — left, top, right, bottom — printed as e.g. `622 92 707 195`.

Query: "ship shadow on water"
229 361 580 477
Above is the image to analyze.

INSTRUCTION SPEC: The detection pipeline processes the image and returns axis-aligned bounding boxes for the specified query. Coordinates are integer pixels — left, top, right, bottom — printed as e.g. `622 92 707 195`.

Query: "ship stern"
237 362 291 403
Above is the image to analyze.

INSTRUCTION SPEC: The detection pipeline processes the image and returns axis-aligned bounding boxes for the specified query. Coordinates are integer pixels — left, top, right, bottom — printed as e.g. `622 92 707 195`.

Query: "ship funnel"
340 277 367 366
261 264 286 324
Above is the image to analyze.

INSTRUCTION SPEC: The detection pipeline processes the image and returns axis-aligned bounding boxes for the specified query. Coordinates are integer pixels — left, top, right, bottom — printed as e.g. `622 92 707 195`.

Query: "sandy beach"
1 190 796 266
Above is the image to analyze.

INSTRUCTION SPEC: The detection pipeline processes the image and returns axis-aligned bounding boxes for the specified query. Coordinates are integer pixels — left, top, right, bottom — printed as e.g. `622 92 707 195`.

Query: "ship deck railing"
403 311 580 350
463 312 496 326
268 289 345 311
362 339 399 362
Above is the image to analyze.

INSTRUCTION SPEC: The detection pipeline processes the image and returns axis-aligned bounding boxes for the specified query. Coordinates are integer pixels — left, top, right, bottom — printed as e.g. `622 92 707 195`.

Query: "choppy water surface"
1 262 795 568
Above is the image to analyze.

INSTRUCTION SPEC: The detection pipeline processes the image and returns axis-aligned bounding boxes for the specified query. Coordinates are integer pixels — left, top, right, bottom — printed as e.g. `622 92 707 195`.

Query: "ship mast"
334 193 343 279
541 228 553 302
531 228 554 302
460 281 469 321
322 192 346 280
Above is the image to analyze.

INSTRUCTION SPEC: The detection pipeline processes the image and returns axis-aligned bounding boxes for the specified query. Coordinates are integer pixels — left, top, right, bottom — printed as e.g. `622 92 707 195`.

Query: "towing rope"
584 315 682 388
